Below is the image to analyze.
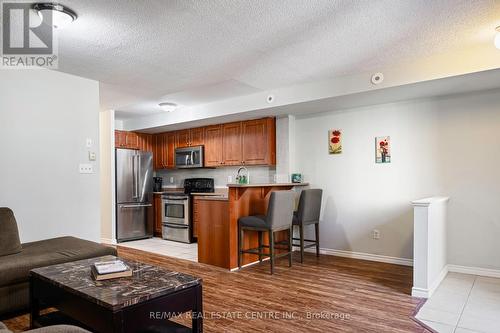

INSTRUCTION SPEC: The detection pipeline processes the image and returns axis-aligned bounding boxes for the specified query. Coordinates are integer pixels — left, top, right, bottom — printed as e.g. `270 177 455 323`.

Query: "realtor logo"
1 1 58 68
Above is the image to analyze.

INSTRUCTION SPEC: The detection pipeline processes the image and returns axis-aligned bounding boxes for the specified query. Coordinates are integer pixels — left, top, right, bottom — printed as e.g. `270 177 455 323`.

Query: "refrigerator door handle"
137 154 141 198
120 204 153 208
133 154 139 199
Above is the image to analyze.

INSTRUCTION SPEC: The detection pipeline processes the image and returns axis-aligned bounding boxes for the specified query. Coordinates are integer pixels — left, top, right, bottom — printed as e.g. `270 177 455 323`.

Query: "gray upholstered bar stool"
238 191 295 274
292 189 323 263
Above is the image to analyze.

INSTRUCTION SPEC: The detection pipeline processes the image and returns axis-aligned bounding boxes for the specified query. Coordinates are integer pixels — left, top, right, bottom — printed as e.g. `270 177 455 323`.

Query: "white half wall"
412 197 449 298
0 69 101 242
294 88 500 269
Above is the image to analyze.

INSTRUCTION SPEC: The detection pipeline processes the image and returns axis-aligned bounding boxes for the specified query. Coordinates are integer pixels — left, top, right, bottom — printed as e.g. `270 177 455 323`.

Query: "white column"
411 196 449 298
275 115 295 183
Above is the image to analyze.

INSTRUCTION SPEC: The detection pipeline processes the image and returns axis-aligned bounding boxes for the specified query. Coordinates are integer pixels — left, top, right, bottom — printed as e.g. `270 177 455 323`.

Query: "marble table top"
30 255 202 311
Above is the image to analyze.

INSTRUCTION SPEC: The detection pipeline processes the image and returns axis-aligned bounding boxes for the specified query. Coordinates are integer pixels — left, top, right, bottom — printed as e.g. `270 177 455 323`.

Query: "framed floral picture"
376 136 391 163
328 129 342 154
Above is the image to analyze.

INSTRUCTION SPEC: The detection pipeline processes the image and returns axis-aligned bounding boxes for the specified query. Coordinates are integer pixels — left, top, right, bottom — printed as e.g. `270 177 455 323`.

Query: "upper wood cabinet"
190 127 205 146
222 122 243 166
176 128 205 148
204 125 223 167
115 130 149 150
151 117 276 169
176 130 191 148
154 132 176 169
242 118 276 165
115 130 127 148
137 133 153 152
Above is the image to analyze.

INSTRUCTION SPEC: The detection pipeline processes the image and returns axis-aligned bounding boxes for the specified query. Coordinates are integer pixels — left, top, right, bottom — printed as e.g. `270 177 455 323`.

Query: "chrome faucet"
236 166 249 184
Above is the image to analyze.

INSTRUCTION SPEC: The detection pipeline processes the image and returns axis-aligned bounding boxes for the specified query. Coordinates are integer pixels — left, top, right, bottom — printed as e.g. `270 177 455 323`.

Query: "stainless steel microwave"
175 146 204 168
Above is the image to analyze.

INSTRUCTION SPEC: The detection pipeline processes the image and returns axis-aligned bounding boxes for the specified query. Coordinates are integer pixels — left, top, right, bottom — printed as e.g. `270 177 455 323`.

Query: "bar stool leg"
238 226 243 268
315 223 320 257
288 227 292 267
299 224 304 263
258 231 263 262
269 231 275 274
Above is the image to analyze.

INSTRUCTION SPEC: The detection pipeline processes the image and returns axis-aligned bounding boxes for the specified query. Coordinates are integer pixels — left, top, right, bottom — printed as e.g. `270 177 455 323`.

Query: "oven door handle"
164 224 188 229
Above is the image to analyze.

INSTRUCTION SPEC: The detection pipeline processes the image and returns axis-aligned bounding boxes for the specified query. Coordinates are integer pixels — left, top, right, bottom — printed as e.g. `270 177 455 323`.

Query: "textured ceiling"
53 0 500 116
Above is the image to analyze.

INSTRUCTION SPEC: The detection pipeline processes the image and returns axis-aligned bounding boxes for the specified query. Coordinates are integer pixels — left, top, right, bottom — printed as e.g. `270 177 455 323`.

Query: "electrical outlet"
88 151 96 161
79 164 94 174
372 229 380 240
227 176 233 183
170 177 174 184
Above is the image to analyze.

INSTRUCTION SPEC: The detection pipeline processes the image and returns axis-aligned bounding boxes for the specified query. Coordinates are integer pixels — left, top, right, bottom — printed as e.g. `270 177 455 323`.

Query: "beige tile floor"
416 272 500 333
118 237 198 262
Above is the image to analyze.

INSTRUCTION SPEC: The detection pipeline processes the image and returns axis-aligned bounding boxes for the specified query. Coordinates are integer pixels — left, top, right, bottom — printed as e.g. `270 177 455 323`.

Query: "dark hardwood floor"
3 247 430 333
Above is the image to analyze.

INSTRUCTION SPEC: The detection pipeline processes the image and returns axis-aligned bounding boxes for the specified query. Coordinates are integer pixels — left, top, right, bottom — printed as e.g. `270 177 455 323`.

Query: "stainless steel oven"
161 194 191 243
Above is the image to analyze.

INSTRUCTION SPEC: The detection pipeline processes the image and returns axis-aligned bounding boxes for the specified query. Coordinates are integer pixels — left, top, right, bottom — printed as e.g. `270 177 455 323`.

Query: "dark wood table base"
30 275 203 333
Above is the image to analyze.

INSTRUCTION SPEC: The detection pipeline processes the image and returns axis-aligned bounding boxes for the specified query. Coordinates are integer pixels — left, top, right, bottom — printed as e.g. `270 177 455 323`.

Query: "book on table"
91 260 132 280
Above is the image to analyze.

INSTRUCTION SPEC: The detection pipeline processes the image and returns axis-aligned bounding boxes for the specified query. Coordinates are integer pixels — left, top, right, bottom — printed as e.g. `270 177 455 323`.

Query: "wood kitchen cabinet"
196 197 230 268
222 122 243 166
204 125 223 167
153 193 163 237
151 116 276 169
154 132 176 169
242 118 276 165
115 130 153 151
192 198 200 238
137 133 153 152
176 128 205 148
115 130 127 148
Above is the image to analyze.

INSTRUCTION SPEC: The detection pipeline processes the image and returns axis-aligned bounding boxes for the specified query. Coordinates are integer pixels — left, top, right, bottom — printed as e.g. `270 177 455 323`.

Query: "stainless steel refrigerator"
116 149 153 242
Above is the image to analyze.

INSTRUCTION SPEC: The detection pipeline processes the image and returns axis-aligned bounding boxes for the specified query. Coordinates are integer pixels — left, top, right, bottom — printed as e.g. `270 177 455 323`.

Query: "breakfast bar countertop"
227 182 309 188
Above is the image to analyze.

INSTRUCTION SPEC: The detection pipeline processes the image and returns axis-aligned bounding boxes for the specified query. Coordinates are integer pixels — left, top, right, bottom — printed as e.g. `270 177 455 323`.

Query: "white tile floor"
118 237 198 262
416 272 500 333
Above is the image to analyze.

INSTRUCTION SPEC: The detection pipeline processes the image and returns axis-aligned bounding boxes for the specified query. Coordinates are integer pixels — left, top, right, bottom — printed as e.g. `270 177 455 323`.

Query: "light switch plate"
79 164 94 174
86 138 92 148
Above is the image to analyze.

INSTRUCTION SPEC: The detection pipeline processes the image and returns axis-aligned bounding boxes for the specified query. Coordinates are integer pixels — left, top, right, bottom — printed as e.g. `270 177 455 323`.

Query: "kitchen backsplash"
155 166 277 188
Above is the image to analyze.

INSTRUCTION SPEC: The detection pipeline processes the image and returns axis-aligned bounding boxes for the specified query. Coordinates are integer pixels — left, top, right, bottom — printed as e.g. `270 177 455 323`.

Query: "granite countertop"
193 195 229 201
227 182 309 188
30 255 201 311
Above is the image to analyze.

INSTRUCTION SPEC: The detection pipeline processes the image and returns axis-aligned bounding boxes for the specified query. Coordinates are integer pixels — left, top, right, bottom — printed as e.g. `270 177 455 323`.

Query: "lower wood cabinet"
153 194 163 237
196 197 230 269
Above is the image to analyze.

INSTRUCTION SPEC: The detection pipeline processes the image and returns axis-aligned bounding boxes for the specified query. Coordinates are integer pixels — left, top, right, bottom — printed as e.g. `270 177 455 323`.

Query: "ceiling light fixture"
495 26 500 50
33 3 77 29
159 102 178 112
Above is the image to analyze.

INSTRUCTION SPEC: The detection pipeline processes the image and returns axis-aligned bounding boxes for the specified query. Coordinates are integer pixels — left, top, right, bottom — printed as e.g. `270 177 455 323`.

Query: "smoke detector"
371 73 384 85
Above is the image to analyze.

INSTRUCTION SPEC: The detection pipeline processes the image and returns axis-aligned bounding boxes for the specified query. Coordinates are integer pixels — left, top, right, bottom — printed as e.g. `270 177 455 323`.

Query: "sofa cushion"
0 208 22 257
0 236 116 287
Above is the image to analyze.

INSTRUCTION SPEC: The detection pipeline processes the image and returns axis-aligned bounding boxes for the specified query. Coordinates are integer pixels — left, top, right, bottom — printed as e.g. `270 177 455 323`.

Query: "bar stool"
292 189 323 263
238 191 295 274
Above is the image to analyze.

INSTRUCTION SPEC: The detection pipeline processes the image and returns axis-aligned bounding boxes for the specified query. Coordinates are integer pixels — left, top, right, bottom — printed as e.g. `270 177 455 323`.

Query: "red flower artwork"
329 129 342 154
332 130 341 136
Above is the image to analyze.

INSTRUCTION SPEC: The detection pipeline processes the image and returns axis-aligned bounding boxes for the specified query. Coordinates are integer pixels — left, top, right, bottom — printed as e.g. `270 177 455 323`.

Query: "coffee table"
29 255 203 333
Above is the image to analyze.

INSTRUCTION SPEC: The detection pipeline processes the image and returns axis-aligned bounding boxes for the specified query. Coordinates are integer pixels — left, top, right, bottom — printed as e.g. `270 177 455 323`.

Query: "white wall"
294 89 500 269
0 69 101 243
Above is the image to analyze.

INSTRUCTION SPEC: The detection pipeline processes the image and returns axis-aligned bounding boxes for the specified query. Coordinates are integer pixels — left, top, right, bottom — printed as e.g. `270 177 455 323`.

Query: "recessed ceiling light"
495 26 500 50
159 102 178 112
33 3 77 29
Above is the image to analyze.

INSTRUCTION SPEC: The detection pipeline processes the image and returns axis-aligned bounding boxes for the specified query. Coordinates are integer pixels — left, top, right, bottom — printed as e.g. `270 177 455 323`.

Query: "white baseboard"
447 264 500 278
101 237 117 245
412 265 449 298
305 247 413 267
